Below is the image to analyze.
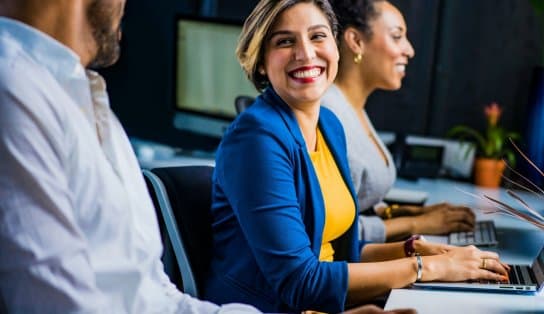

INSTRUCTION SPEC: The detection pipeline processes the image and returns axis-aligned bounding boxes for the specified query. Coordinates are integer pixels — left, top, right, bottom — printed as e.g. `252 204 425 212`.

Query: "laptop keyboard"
508 264 537 285
448 220 498 246
470 265 536 286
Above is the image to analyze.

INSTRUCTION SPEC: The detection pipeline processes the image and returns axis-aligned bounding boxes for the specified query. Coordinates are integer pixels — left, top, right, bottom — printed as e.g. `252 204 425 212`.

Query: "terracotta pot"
473 158 506 188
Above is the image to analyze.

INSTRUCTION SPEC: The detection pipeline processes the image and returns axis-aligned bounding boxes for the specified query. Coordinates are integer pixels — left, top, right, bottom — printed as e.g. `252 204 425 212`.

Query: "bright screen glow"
176 19 259 119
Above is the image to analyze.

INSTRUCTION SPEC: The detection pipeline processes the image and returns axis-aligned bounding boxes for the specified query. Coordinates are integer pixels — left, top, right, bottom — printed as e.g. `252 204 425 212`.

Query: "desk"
384 178 544 314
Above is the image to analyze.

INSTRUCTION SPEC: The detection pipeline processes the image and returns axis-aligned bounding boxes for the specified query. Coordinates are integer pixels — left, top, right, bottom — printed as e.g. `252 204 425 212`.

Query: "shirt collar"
0 17 87 85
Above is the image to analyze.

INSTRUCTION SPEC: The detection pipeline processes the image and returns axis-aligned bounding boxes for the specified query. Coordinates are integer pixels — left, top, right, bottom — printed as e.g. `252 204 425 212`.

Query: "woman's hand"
412 204 475 235
413 239 454 256
420 202 472 215
424 245 510 282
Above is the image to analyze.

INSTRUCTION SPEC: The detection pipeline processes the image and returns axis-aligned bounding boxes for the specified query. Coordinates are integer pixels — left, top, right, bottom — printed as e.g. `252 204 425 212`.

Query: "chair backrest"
234 95 255 114
143 170 184 291
142 165 214 298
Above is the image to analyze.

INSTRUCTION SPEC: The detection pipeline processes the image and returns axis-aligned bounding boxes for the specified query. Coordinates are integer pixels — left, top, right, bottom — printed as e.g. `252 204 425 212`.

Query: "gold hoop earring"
354 53 362 64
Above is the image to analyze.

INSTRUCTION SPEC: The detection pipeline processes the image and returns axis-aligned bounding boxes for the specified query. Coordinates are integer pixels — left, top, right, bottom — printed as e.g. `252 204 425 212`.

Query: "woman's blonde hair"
236 0 338 91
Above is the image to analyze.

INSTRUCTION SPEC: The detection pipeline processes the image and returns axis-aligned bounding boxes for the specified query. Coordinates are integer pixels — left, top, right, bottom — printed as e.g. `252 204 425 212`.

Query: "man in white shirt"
0 0 261 313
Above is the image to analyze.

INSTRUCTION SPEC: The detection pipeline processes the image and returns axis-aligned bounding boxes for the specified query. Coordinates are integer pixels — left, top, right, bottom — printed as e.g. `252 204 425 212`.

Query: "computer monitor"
173 16 259 138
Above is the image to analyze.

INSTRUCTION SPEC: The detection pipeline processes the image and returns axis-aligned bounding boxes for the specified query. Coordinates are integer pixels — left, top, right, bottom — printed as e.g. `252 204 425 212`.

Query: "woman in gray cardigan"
323 0 476 242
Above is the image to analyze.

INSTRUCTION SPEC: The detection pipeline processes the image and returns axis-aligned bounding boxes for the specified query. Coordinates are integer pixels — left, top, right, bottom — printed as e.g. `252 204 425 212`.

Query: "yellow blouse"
309 128 356 262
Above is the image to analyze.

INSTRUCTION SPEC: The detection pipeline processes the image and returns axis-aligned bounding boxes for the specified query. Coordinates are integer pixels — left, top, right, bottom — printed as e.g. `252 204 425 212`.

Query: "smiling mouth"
395 64 406 73
288 66 324 83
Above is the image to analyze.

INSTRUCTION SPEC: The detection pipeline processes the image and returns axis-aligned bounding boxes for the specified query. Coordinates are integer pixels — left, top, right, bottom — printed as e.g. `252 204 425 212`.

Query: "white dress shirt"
0 17 258 314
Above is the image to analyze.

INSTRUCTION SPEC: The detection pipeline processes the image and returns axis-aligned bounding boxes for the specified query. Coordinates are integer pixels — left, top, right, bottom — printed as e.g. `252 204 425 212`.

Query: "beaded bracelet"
404 234 421 257
384 204 399 219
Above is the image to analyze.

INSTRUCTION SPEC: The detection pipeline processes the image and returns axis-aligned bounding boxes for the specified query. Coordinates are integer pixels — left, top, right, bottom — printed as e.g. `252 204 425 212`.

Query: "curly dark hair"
329 0 385 39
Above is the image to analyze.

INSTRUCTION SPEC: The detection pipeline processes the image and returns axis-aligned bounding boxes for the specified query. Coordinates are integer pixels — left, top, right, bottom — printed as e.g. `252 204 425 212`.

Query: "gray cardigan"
322 84 396 243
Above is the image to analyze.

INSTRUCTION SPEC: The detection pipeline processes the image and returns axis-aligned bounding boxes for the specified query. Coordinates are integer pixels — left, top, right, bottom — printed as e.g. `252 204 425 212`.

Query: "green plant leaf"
530 0 544 16
506 132 521 140
505 150 516 168
447 125 487 155
487 127 504 158
530 0 544 65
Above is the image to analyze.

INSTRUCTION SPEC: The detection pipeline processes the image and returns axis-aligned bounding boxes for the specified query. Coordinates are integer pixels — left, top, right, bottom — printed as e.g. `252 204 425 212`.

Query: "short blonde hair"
236 0 338 91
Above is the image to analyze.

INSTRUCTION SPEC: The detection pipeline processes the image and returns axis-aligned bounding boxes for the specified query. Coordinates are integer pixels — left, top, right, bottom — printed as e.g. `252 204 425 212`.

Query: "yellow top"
309 129 356 262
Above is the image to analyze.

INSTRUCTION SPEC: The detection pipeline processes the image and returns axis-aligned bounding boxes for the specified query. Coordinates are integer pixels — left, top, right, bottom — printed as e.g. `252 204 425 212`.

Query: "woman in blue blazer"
203 0 509 313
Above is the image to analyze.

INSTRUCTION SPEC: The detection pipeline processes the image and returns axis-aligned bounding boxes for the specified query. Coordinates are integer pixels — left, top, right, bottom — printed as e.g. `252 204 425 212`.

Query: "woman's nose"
294 39 316 61
405 39 415 58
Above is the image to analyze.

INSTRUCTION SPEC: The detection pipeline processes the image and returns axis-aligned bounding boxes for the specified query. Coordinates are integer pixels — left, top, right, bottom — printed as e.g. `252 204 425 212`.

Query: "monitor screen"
174 17 259 138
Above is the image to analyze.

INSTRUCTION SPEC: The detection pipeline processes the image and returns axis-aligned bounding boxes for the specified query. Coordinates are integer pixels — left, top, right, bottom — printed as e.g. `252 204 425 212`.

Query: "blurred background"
99 0 544 185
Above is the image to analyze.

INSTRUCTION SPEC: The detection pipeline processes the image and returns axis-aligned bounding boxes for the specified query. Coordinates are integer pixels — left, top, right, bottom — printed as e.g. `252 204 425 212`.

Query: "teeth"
292 68 321 78
395 65 406 73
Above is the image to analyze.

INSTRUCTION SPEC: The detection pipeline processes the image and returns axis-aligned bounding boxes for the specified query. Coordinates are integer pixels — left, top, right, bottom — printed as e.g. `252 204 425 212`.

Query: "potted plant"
447 102 521 188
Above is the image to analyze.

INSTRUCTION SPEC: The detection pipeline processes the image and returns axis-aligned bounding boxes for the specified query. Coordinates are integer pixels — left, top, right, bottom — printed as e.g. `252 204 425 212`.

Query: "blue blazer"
203 88 361 313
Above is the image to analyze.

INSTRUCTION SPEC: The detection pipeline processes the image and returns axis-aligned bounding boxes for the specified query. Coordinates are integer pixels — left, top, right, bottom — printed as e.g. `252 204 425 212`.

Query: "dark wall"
367 0 543 139
428 0 542 137
366 0 442 135
101 0 543 151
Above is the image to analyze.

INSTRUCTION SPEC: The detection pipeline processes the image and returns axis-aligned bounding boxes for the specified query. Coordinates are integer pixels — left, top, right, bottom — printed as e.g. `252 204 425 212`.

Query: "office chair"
142 165 215 298
234 95 255 114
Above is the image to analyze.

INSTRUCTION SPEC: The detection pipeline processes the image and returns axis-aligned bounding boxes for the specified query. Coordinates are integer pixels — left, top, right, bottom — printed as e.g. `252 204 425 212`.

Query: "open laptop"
448 220 498 247
412 245 544 294
384 188 428 206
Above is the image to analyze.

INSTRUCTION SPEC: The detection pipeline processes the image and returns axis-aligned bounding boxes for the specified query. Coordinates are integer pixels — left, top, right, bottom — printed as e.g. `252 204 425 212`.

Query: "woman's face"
262 2 339 109
360 1 414 91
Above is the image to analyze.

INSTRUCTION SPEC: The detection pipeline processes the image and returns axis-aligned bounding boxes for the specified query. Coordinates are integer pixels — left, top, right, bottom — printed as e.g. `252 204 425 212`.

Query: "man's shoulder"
0 42 50 96
0 48 68 130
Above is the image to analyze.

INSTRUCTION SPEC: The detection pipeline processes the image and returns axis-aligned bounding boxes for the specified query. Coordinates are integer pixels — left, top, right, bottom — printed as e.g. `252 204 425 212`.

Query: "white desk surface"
385 178 544 314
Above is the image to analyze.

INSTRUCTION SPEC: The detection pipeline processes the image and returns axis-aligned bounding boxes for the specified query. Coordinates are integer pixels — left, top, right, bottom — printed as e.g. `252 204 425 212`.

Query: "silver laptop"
448 220 498 247
412 245 544 294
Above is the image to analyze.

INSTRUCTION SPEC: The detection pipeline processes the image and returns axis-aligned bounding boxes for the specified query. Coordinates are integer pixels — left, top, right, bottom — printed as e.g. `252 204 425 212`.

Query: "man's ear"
343 26 365 56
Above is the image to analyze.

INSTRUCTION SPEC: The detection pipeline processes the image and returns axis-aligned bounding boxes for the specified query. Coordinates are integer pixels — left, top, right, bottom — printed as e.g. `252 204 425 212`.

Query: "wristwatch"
404 234 421 257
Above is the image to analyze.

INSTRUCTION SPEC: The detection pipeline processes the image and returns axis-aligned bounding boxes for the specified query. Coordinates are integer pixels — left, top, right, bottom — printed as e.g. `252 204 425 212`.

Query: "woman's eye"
311 33 327 41
275 38 294 46
392 34 402 41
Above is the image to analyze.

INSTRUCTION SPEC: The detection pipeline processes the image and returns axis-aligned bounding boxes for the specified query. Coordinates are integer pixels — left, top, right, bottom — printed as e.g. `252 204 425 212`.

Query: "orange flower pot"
473 158 506 188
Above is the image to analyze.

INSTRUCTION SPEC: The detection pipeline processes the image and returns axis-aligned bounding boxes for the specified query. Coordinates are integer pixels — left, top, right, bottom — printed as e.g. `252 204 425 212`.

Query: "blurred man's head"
86 0 126 69
0 0 126 68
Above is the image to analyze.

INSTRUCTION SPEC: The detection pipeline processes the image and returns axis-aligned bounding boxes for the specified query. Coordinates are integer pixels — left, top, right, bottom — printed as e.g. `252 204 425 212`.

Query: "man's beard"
87 0 122 69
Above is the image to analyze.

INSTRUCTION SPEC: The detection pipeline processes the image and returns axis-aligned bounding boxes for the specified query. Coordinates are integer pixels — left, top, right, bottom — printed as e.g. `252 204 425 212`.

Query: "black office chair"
234 95 255 114
142 165 214 298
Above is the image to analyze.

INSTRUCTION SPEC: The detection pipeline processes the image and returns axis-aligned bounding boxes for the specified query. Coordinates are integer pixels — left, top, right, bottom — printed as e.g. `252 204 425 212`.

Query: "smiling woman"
322 0 477 243
203 0 509 313
205 2 360 312
261 3 338 117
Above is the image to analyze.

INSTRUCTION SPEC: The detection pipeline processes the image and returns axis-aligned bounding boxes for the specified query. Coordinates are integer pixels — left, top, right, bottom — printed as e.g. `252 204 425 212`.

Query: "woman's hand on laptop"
412 204 476 235
421 245 510 282
414 239 455 256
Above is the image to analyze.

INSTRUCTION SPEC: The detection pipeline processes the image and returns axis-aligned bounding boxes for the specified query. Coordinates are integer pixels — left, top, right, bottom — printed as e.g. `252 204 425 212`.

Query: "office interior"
97 1 544 312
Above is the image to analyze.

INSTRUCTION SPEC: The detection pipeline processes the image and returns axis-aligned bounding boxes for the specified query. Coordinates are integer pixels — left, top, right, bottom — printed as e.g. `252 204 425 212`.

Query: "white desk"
385 178 544 314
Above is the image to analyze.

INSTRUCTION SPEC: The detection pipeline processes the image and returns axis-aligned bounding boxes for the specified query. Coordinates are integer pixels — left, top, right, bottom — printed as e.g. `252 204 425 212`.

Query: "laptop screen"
531 246 544 286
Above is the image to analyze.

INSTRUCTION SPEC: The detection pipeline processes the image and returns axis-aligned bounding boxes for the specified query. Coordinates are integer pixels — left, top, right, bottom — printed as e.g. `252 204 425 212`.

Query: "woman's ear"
343 27 365 56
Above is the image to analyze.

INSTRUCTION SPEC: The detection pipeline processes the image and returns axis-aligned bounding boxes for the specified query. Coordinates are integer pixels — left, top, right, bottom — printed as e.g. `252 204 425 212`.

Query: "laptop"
412 245 544 294
448 220 498 247
383 188 428 206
